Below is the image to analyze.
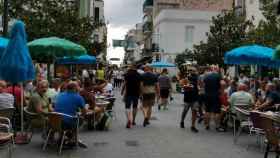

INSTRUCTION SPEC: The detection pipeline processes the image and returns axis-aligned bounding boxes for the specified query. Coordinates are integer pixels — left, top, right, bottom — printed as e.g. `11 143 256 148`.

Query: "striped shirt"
0 92 14 109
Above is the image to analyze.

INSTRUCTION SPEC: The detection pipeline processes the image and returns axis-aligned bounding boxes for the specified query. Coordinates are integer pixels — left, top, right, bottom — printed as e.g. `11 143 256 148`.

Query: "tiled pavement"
1 90 266 158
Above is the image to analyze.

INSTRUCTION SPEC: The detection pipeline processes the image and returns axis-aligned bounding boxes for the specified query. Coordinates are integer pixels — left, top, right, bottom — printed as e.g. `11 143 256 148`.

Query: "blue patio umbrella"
149 61 176 68
0 21 35 133
224 45 280 68
56 55 96 65
0 37 9 57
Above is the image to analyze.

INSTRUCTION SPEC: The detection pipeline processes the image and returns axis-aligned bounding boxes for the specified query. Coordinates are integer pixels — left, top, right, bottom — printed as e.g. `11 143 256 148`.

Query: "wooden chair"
43 112 79 155
23 107 47 141
0 117 14 158
259 115 280 158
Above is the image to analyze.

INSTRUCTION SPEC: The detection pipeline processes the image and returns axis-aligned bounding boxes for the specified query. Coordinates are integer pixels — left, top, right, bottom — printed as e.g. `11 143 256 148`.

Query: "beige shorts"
142 93 156 107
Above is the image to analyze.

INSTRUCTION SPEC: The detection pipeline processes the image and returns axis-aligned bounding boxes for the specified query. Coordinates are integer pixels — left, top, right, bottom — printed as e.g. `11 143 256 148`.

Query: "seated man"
0 80 14 109
28 80 52 114
230 83 255 113
255 83 280 111
55 81 88 128
27 80 52 128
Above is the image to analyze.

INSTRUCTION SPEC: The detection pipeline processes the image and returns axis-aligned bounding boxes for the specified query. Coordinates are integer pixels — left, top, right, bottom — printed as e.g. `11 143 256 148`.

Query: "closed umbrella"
0 37 9 57
0 21 35 137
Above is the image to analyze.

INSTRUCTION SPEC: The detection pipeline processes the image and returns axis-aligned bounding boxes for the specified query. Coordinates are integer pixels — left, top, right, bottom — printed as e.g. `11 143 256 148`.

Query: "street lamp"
3 0 9 37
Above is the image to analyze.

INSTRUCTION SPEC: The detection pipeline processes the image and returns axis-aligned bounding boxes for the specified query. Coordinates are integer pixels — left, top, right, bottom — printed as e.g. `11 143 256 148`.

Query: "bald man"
0 80 14 109
230 83 254 113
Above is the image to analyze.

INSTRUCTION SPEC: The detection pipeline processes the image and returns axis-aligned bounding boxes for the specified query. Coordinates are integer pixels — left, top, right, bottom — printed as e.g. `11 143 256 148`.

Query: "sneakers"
191 126 199 133
216 127 226 132
143 118 149 127
180 122 185 128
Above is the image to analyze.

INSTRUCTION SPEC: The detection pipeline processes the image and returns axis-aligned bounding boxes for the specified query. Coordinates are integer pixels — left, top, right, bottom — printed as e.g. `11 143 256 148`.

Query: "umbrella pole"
47 63 51 82
20 83 24 133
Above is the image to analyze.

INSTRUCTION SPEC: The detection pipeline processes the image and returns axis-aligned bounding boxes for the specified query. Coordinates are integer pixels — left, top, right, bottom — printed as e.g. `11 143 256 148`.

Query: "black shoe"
180 122 185 128
132 122 136 126
143 118 148 127
205 126 210 130
216 127 226 132
191 127 199 133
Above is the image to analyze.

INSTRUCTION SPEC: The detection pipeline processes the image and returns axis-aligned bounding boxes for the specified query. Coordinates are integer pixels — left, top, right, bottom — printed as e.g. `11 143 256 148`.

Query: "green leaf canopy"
28 37 87 62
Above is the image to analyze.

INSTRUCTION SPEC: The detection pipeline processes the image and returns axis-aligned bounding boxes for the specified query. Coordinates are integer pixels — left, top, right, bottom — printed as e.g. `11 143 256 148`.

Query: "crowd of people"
1 62 280 145
179 66 280 133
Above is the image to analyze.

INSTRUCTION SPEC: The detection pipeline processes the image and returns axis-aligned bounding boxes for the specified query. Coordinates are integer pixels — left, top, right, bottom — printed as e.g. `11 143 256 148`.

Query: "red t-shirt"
5 86 24 107
220 92 229 107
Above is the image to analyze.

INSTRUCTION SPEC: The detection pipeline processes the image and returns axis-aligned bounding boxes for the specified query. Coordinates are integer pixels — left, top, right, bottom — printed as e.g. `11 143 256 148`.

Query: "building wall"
154 9 220 61
243 0 265 26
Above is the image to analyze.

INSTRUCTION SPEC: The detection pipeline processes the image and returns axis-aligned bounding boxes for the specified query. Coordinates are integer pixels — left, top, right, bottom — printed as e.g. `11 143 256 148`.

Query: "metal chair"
0 117 14 158
249 111 266 149
43 112 79 155
234 106 252 143
0 108 14 120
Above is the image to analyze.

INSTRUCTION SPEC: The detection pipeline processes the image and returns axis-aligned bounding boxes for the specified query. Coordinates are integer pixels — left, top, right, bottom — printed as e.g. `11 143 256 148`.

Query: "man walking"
140 66 159 127
122 65 141 128
203 67 223 131
180 67 199 133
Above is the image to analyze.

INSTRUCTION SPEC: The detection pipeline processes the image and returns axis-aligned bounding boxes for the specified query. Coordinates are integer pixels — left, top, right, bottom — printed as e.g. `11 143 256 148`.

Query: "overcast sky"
104 0 144 64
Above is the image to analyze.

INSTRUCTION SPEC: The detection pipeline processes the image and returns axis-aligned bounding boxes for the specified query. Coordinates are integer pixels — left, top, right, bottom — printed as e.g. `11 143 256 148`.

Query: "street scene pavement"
1 90 264 158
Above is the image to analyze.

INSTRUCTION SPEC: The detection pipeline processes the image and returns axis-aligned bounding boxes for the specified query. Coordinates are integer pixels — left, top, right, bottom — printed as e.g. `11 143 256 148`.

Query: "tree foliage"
192 10 252 66
6 0 106 58
245 0 280 47
174 49 193 68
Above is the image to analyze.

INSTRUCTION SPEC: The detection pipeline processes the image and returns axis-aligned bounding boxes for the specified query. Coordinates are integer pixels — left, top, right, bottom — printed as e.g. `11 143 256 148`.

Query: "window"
185 26 194 48
94 7 100 22
93 34 99 42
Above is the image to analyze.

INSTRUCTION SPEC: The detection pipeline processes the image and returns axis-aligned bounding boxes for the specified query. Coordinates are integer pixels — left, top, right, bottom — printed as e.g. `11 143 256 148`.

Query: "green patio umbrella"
273 45 280 60
28 37 87 62
28 37 87 80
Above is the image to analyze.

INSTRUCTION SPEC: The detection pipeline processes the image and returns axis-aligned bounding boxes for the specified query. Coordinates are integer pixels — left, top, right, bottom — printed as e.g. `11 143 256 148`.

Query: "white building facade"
154 10 220 61
152 0 233 62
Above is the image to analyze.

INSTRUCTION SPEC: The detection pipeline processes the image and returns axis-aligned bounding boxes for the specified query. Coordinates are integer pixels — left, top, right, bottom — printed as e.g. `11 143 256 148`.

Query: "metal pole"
3 0 9 37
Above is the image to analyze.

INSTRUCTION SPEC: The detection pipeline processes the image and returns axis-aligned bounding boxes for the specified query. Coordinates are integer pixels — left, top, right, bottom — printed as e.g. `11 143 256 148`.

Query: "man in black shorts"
203 68 223 131
122 65 141 128
180 67 199 133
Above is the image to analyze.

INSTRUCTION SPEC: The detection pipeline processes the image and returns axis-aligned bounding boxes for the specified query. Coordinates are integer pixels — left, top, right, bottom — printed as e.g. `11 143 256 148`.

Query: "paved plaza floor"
1 90 267 158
